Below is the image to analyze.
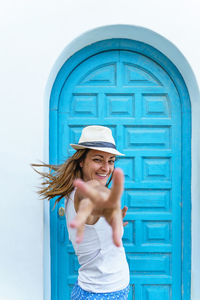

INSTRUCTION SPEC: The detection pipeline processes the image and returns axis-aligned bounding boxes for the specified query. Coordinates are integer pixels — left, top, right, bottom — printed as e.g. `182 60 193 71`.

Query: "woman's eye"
94 159 101 163
93 159 115 164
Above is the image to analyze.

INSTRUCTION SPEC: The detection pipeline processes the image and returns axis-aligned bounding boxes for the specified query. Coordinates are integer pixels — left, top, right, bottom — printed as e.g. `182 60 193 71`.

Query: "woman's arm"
69 168 125 247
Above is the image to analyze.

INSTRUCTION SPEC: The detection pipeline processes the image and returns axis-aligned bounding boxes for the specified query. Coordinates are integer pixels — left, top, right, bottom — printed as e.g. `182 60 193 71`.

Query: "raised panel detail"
116 157 135 182
71 94 98 117
106 94 134 117
142 158 170 181
69 253 80 275
142 221 171 244
123 220 135 245
142 285 171 300
69 126 84 145
127 253 171 275
79 63 116 85
123 64 162 86
142 94 170 118
126 190 170 212
124 126 170 149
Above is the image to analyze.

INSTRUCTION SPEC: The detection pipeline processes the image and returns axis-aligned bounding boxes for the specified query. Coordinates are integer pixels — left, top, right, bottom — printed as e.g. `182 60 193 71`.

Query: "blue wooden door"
49 39 191 300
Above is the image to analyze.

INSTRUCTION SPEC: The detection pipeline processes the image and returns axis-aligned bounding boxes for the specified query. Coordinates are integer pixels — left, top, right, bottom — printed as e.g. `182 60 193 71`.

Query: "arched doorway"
49 38 191 300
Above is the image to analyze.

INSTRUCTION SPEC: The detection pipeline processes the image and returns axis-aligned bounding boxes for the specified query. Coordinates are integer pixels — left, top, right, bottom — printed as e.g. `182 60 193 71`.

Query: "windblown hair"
32 149 89 207
32 149 113 208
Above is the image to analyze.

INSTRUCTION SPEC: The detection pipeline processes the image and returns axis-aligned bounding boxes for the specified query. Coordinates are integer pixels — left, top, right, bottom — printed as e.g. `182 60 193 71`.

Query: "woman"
33 125 130 299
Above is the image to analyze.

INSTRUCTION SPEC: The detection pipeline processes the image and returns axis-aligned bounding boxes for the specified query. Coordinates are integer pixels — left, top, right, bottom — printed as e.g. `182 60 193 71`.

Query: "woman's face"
80 150 116 185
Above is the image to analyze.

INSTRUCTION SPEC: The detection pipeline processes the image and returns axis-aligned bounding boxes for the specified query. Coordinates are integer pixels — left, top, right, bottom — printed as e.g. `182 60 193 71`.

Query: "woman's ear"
79 161 83 168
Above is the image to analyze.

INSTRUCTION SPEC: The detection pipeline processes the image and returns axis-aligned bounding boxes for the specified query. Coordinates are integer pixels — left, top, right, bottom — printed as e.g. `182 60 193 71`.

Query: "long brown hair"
32 149 113 207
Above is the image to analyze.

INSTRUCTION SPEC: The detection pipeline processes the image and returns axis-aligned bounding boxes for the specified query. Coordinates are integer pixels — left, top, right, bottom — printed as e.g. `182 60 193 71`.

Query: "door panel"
52 47 183 299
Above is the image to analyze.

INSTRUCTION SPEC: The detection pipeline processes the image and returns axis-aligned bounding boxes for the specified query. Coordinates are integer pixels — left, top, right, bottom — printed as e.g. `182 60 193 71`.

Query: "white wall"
0 1 199 299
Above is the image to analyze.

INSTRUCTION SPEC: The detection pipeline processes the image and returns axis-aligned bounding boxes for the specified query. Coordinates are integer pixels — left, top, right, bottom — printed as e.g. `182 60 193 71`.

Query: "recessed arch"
44 25 200 300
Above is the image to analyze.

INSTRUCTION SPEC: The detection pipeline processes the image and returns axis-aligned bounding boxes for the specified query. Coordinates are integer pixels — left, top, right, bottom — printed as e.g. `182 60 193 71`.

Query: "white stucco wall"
0 1 199 300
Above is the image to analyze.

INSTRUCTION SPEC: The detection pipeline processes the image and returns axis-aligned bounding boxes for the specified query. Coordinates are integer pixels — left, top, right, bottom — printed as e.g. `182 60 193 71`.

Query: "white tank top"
65 189 130 293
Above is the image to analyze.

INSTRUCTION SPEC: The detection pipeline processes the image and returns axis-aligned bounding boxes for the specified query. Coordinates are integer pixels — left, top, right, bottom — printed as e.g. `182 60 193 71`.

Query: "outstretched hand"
122 206 128 227
69 168 126 247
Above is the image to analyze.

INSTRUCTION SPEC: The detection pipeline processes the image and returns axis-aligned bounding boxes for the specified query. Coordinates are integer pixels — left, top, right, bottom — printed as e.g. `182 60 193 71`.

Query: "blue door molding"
49 39 191 300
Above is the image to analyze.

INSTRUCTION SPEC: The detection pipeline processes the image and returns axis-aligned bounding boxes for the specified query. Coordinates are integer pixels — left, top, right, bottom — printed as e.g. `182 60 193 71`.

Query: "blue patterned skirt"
71 281 129 299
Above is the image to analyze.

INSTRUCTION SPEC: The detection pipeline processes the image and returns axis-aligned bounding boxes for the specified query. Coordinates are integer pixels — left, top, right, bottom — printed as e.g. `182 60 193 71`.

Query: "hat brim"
70 144 125 156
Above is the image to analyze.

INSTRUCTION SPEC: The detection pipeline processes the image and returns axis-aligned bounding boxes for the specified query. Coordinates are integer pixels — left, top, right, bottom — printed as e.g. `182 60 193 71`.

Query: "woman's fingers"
74 169 124 210
70 198 94 227
123 221 129 227
76 224 85 243
74 179 101 203
122 206 128 227
122 206 128 218
108 168 124 206
109 210 123 247
69 198 94 243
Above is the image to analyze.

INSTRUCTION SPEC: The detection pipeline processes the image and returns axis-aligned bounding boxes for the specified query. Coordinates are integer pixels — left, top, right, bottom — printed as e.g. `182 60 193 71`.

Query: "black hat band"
78 141 116 149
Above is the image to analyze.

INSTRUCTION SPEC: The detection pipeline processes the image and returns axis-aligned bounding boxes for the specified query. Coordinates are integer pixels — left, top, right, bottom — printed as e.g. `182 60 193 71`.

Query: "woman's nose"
101 162 109 172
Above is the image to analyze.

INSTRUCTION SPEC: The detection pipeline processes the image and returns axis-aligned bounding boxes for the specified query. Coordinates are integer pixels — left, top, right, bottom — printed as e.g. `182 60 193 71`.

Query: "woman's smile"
80 150 115 185
95 173 109 181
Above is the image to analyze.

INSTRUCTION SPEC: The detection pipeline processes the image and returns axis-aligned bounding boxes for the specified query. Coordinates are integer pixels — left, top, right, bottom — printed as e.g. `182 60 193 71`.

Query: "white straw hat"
70 125 124 156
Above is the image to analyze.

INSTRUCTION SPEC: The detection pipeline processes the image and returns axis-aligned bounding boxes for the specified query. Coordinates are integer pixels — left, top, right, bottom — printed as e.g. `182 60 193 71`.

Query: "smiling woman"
79 151 115 184
32 125 130 299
